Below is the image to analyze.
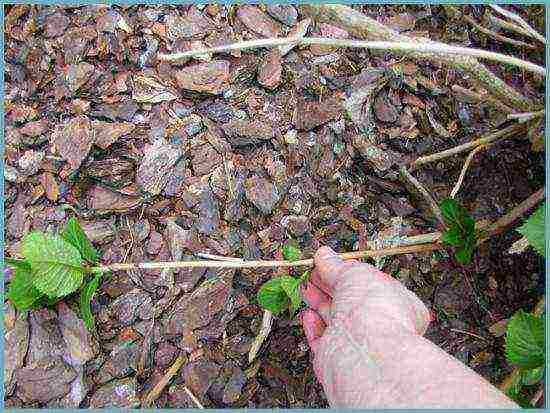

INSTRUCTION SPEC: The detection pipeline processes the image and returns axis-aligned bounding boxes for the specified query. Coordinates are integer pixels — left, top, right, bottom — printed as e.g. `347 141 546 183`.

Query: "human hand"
300 246 517 408
300 246 432 407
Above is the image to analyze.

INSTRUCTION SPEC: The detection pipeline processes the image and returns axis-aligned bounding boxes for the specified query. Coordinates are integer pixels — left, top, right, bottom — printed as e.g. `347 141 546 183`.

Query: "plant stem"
450 144 489 199
485 188 545 237
410 122 527 170
91 243 442 272
158 36 545 77
489 4 546 44
399 166 445 228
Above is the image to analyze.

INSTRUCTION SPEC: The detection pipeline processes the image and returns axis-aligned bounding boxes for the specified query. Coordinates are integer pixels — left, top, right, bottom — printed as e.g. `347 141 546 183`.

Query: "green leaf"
79 272 103 332
299 270 311 284
282 241 301 262
62 217 99 263
440 198 463 227
440 226 462 246
521 366 544 386
280 275 303 317
517 203 545 257
5 257 31 271
505 310 545 370
7 265 44 310
257 277 289 314
21 232 85 299
455 243 474 265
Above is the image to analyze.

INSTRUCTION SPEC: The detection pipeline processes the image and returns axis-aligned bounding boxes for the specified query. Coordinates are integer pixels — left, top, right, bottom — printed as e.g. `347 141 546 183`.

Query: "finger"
301 281 332 325
300 309 326 355
309 268 333 297
314 246 359 290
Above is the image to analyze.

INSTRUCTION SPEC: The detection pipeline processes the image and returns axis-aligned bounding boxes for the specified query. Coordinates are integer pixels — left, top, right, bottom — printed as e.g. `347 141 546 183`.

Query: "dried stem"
92 243 442 273
486 188 545 237
158 36 545 77
142 353 187 408
410 122 527 170
462 13 537 49
299 4 538 110
507 110 545 122
486 12 545 44
489 5 546 44
399 166 445 228
450 144 489 199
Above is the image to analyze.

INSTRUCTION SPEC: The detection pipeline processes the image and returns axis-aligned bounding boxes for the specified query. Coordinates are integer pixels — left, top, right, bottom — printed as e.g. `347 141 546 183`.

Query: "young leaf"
455 244 474 265
62 217 99 263
505 310 545 370
299 270 311 284
440 226 462 246
7 265 44 310
521 366 544 386
440 198 463 227
257 277 289 314
5 257 31 271
282 242 301 262
517 203 545 257
21 232 85 298
79 272 103 332
280 275 302 317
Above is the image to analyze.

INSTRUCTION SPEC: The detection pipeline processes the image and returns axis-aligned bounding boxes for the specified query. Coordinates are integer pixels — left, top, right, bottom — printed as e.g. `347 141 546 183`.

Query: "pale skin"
300 246 518 408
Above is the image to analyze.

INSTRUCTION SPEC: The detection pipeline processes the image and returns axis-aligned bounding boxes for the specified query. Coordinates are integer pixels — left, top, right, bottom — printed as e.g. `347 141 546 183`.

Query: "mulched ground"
4 4 545 408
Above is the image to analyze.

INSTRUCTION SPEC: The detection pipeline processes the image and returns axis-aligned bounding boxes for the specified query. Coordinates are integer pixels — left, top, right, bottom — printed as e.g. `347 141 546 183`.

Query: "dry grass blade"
486 12 545 44
462 13 538 49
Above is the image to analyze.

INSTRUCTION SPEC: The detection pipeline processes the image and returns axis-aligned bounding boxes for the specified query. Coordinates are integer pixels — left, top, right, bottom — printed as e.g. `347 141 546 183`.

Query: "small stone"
52 115 93 171
137 141 182 195
175 61 230 95
168 384 197 408
328 119 345 135
100 342 140 381
380 194 416 217
221 119 274 148
18 150 44 177
266 5 298 26
296 96 342 131
352 136 400 173
245 176 280 215
279 18 311 56
89 377 140 408
165 9 213 40
4 311 29 396
91 121 135 150
258 49 282 89
237 5 282 38
284 129 297 144
90 100 138 122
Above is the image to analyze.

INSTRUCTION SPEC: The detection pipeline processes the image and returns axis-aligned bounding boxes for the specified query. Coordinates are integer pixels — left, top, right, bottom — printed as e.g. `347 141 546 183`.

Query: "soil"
3 4 545 409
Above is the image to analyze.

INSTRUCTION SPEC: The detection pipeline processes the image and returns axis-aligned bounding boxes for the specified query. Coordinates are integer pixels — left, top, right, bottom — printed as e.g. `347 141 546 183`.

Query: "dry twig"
489 5 546 44
486 12 545 45
410 122 527 170
462 13 537 50
450 144 489 199
142 354 187 408
399 166 445 228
